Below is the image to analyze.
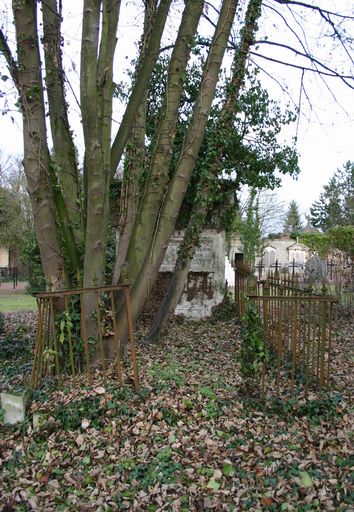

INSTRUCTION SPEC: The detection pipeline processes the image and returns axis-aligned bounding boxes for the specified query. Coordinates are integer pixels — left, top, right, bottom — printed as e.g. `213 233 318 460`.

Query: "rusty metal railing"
250 294 337 395
30 285 139 390
237 270 338 395
234 263 252 319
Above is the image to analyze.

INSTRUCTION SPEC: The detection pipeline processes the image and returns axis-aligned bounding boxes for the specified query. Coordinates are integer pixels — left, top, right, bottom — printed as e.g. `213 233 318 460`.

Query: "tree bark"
110 0 172 176
42 0 83 251
146 0 263 342
113 0 239 346
80 0 121 343
125 0 205 279
113 103 146 284
113 1 157 283
12 0 65 290
81 0 120 289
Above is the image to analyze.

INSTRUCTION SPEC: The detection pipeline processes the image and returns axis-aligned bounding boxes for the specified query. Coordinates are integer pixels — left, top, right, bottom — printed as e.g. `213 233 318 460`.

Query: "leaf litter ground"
0 310 353 511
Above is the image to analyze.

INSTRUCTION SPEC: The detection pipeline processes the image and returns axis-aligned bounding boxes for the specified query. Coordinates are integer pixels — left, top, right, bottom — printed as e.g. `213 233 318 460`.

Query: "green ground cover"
0 312 353 511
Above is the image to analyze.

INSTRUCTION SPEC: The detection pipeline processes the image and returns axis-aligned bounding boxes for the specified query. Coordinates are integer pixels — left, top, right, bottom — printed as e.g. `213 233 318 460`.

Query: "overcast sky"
0 0 353 222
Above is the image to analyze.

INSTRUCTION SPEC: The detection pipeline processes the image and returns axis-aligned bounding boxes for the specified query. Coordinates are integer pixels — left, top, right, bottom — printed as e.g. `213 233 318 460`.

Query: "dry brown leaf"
261 496 273 506
94 386 106 395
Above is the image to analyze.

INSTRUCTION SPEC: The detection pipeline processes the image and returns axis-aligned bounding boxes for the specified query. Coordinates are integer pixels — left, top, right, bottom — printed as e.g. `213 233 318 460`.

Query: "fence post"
124 287 140 389
263 277 270 341
12 267 18 289
246 274 258 297
327 302 334 387
276 285 284 395
234 266 238 317
319 301 327 387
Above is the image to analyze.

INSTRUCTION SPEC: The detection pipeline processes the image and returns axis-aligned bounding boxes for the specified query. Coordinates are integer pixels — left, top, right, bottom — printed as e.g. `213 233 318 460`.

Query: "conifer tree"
309 161 353 231
240 189 262 266
283 200 303 238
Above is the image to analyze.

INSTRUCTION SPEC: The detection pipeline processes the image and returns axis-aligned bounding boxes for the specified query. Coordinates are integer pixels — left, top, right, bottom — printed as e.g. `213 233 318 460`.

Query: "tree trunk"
113 1 157 283
81 0 120 289
42 0 83 252
125 0 205 279
146 0 263 342
113 104 146 284
110 0 172 176
113 0 239 347
145 243 193 343
12 0 65 290
80 0 121 343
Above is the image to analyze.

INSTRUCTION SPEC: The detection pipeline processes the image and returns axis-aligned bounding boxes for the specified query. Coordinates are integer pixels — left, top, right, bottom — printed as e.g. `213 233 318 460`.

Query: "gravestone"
160 230 225 319
263 246 276 268
304 254 327 285
1 391 28 424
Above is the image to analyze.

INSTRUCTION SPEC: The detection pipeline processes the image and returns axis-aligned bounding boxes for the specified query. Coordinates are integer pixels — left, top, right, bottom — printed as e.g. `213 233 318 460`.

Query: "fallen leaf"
261 496 273 506
81 418 90 430
76 434 85 446
207 479 220 491
300 471 313 488
213 469 223 480
94 386 106 395
222 463 234 476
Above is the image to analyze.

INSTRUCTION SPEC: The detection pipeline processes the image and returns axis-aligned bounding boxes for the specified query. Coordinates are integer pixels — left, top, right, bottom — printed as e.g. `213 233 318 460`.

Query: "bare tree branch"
296 69 304 136
249 58 299 108
319 12 354 68
251 50 354 88
272 0 354 20
0 29 18 88
264 2 311 57
275 0 354 69
252 42 354 89
202 12 217 30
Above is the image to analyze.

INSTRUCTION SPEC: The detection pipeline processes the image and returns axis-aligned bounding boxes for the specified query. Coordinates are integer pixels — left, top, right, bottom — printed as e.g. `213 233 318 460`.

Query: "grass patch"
0 294 37 312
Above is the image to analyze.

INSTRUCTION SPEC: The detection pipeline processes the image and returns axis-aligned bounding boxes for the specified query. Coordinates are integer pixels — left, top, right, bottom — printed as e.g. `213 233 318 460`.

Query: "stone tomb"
160 230 225 319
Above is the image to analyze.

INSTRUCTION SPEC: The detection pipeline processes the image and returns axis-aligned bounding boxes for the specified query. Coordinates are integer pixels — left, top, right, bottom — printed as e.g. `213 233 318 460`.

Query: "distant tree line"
300 161 354 258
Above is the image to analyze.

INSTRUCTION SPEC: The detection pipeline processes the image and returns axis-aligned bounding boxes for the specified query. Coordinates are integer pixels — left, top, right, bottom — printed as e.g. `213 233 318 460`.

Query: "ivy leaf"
300 471 313 488
222 463 234 476
199 385 216 400
207 479 220 490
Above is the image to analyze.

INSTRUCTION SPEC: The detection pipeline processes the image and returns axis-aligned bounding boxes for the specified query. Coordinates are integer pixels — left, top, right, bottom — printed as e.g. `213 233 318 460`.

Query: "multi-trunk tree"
0 0 353 350
0 0 239 347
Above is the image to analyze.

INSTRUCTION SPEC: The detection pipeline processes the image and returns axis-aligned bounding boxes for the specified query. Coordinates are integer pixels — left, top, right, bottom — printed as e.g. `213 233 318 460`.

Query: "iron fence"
235 268 338 395
31 285 139 390
234 263 252 319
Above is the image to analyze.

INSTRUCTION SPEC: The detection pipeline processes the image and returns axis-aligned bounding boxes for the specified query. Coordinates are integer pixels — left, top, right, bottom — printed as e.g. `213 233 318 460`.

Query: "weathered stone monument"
304 253 327 285
1 391 28 425
159 230 225 319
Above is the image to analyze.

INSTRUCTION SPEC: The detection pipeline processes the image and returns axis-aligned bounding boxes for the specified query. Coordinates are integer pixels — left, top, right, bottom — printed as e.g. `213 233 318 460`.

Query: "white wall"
0 247 9 268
